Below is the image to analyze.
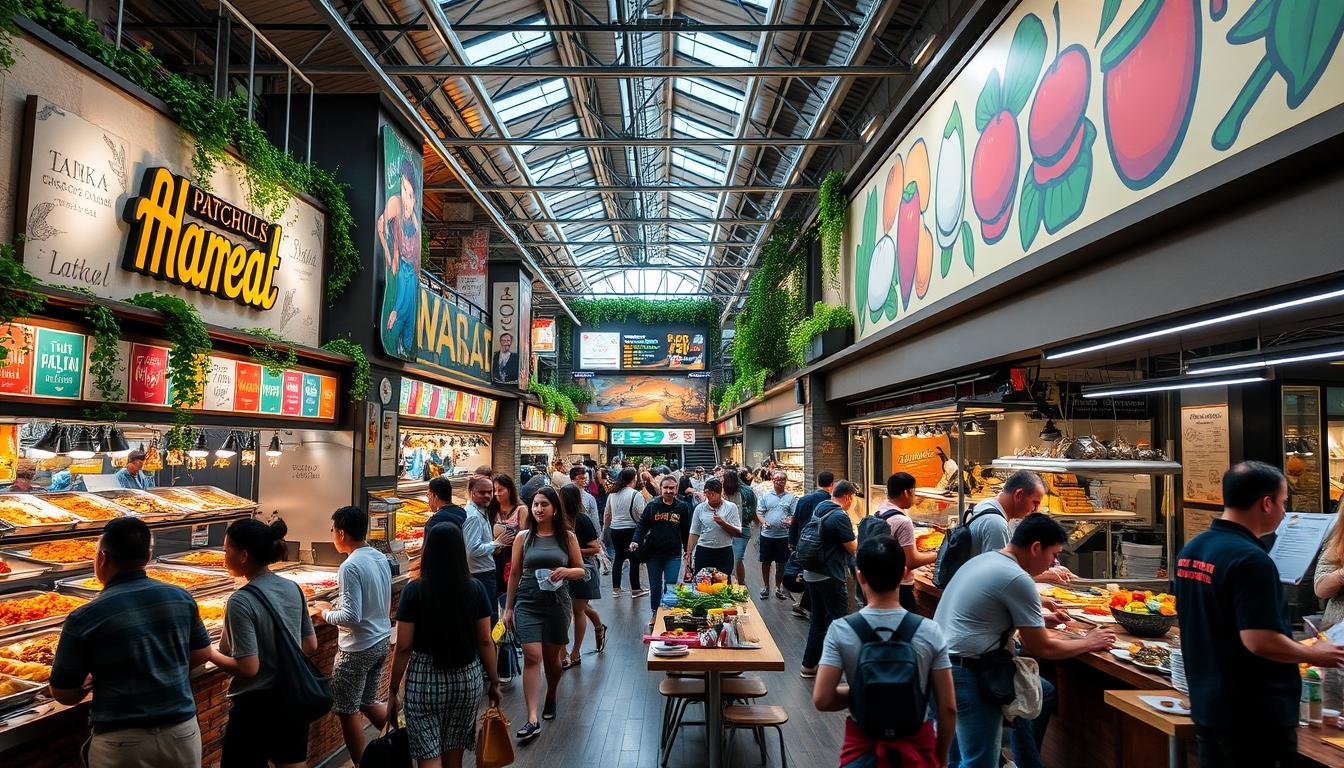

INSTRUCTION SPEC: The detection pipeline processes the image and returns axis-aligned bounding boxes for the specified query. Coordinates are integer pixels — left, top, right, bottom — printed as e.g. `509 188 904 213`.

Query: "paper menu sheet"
1268 512 1337 585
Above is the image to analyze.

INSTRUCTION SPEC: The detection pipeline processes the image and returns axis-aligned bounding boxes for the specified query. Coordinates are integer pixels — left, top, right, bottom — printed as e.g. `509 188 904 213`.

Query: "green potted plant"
557 383 592 414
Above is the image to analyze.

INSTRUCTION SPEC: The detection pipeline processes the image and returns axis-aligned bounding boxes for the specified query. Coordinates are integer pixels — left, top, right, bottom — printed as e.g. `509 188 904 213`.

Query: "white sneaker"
632 589 650 598
612 588 623 596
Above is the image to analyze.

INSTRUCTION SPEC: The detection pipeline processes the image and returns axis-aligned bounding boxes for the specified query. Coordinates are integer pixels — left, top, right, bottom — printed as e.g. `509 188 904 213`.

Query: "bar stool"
722 705 789 768
659 676 768 767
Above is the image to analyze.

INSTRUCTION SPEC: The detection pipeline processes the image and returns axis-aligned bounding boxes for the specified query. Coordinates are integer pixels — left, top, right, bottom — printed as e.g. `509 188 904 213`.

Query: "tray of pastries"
155 486 255 512
37 492 133 528
0 494 83 535
0 538 99 571
91 489 188 520
0 631 58 682
0 591 87 638
57 564 230 598
146 487 224 514
157 549 227 570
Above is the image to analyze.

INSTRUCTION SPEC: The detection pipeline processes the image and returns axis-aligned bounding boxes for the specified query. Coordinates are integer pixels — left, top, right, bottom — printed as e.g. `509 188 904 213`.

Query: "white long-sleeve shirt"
462 502 497 574
321 546 392 652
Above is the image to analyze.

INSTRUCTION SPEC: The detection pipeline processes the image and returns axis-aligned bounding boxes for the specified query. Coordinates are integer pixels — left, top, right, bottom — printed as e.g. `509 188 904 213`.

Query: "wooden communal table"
647 597 785 768
1104 689 1194 768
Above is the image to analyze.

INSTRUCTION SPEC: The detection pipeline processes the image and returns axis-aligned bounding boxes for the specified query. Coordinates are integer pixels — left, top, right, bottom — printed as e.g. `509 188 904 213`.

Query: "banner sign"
414 285 493 381
522 405 565 435
377 124 425 360
577 324 706 371
612 428 697 446
397 377 498 427
22 97 324 345
492 281 522 385
0 319 337 420
456 227 489 308
531 318 556 354
574 423 607 441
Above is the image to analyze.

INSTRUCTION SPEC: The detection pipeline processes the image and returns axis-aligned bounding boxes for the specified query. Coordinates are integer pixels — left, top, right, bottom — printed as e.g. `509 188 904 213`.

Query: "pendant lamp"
67 426 99 459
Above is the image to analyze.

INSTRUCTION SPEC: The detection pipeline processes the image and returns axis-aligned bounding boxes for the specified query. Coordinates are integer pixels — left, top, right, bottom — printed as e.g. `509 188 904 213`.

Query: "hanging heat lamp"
105 426 131 458
28 424 65 459
215 432 239 458
965 419 987 436
67 426 99 459
1039 419 1062 441
266 432 283 457
187 431 209 459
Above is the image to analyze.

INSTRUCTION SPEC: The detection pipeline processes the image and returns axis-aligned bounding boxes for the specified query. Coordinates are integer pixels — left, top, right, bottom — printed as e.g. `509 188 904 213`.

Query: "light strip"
1080 371 1269 399
1044 284 1344 360
1185 344 1344 375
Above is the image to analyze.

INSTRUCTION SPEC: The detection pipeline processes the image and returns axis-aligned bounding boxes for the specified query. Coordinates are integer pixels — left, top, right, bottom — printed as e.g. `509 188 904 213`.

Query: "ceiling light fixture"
187 431 210 459
1039 420 1062 441
1183 338 1344 375
105 426 132 458
67 426 98 459
215 432 238 458
266 432 283 457
965 419 986 436
29 424 64 459
1080 370 1271 398
1044 283 1344 360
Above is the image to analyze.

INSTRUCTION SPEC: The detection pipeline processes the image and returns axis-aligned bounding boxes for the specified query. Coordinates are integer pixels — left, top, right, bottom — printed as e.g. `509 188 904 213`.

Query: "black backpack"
931 501 1004 589
846 612 927 738
795 503 838 572
857 508 901 548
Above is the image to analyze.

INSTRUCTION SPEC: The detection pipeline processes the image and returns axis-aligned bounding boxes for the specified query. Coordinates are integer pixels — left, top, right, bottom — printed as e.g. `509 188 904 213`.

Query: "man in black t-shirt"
1175 461 1344 768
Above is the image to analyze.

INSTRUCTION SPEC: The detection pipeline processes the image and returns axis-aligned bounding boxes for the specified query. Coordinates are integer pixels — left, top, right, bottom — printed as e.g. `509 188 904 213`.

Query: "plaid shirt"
50 569 209 733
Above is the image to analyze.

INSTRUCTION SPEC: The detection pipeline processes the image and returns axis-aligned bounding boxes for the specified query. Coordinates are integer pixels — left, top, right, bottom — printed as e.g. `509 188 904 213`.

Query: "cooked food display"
1109 590 1177 616
0 657 49 682
1130 643 1172 668
94 491 182 517
0 562 10 575
146 488 218 511
0 677 28 696
0 633 58 665
0 499 75 527
196 598 227 623
72 568 217 592
0 593 86 627
273 569 339 598
26 539 98 563
172 487 251 509
38 493 126 521
915 531 945 551
1045 586 1112 608
176 551 226 568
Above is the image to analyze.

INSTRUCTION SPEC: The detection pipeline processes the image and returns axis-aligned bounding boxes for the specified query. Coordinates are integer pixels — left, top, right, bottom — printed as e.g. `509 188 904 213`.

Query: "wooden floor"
330 542 847 767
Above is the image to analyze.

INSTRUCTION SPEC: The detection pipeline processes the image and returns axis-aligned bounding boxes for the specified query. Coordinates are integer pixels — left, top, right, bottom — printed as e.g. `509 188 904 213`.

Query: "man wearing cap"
115 450 153 490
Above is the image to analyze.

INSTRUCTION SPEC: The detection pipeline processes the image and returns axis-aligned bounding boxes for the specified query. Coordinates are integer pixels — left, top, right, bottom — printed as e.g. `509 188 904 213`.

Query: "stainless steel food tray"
0 674 44 713
0 553 52 583
0 495 82 536
90 489 189 520
35 492 132 530
0 542 97 573
55 563 231 599
155 549 228 571
0 591 87 638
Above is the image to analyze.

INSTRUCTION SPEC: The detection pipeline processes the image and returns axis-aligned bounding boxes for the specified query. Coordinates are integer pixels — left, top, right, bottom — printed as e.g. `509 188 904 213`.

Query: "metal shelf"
991 458 1183 475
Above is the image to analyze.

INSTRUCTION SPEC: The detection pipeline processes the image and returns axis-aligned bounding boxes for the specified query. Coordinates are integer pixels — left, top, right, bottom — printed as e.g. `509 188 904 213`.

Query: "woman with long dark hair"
603 467 646 597
489 474 525 603
504 486 585 742
388 523 501 767
211 519 316 768
558 483 606 668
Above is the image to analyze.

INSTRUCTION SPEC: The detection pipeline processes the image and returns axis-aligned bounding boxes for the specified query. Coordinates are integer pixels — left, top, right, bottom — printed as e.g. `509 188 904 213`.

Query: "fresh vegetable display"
1109 589 1177 616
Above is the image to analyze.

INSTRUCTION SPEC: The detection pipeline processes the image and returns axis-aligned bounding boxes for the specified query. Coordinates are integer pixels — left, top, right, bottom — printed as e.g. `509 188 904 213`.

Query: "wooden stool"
659 677 768 767
722 705 789 768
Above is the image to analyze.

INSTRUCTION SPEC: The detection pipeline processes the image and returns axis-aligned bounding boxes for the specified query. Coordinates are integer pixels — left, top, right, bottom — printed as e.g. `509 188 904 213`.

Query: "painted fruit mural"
1213 0 1344 150
971 13 1047 244
1020 3 1097 248
934 103 975 275
1100 0 1201 190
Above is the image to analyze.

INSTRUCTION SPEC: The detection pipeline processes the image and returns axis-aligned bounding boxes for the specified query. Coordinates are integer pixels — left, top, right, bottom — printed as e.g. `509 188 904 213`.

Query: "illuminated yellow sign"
121 167 282 310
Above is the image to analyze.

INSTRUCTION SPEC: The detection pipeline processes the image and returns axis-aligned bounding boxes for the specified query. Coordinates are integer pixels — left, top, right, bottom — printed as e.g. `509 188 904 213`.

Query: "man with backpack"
789 471 836 620
798 480 860 679
934 514 1115 768
813 535 956 767
859 472 938 612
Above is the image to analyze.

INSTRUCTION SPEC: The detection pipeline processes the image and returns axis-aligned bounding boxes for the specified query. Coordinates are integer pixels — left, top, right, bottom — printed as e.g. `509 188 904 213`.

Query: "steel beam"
500 218 768 225
229 64 911 77
452 137 860 146
518 241 753 247
125 21 861 33
459 185 817 193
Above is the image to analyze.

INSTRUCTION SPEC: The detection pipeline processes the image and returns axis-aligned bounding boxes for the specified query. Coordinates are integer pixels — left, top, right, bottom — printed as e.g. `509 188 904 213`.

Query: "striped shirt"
50 569 209 733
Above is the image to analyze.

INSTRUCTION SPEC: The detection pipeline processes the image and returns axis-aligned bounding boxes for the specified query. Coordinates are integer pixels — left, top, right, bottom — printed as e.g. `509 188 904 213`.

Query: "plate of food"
1138 695 1190 716
1109 648 1131 661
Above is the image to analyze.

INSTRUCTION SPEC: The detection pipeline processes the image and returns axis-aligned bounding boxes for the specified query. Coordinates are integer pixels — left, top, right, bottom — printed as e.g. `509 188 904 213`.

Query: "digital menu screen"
620 331 705 370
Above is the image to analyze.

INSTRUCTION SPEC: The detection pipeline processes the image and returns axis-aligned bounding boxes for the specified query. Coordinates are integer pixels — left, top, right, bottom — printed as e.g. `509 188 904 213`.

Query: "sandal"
562 655 581 670
595 624 608 653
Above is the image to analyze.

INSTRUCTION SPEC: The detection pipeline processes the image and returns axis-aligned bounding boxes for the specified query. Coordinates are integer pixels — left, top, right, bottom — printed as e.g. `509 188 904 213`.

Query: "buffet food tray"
0 674 44 713
37 492 132 529
91 489 188 520
152 486 256 513
0 630 58 683
156 548 228 571
0 495 83 536
0 539 98 572
55 563 231 598
271 564 341 601
0 591 87 638
194 590 232 638
0 553 52 582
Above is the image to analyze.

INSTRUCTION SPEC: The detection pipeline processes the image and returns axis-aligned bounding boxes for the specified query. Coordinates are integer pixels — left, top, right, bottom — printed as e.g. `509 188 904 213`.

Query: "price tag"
191 524 209 548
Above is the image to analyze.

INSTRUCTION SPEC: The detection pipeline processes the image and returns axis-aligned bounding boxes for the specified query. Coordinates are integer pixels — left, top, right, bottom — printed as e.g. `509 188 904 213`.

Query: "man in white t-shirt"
814 535 956 764
873 472 938 612
756 471 796 599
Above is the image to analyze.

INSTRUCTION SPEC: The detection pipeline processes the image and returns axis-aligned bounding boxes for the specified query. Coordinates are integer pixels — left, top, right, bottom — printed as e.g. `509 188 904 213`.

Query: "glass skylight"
673 114 731 139
532 147 588 182
671 148 727 182
671 191 716 211
556 200 605 220
463 16 552 65
544 188 585 209
496 78 570 123
673 77 745 112
675 32 754 67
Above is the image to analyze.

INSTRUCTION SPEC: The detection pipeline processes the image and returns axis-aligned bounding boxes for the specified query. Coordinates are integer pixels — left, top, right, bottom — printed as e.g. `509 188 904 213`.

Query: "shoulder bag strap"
626 491 639 524
240 581 304 650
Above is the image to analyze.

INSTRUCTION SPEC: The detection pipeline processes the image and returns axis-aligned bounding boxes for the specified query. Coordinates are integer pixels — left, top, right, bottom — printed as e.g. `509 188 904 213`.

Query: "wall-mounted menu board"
1181 404 1229 506
398 377 497 427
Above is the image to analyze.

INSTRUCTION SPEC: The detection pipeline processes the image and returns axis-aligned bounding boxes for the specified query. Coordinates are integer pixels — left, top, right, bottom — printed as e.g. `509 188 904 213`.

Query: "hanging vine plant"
128 292 210 450
0 239 44 367
2 1 360 303
320 337 370 403
528 377 579 424
241 327 298 376
817 170 847 290
83 302 126 421
785 301 854 368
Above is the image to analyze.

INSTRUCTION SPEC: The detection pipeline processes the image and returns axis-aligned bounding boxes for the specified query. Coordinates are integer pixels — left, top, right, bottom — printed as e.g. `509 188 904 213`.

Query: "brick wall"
494 400 521 480
802 373 849 493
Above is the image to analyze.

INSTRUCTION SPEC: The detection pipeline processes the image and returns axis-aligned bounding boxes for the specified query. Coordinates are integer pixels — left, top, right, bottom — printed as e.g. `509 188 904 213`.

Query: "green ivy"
128 292 210 450
527 377 579 424
320 336 370 403
83 302 126 421
818 170 847 290
556 382 591 406
785 301 854 368
2 1 359 304
241 327 297 376
0 239 44 367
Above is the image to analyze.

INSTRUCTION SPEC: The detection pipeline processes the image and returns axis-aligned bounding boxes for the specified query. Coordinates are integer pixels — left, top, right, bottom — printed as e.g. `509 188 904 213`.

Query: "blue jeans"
644 555 682 617
390 263 417 354
731 527 751 563
948 666 1056 768
1010 676 1055 768
802 577 848 669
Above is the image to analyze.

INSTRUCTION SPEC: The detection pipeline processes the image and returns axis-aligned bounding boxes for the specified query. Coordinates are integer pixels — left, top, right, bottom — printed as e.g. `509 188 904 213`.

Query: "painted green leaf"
975 70 1003 132
1018 167 1044 250
940 246 953 278
1003 13 1047 116
1227 0 1275 43
1042 120 1096 233
1269 0 1344 108
960 220 975 271
944 101 963 139
884 269 900 321
1097 0 1123 44
856 189 878 333
1101 0 1164 72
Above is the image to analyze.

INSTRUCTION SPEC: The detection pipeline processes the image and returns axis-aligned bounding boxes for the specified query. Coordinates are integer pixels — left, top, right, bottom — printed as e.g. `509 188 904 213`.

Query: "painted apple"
866 234 896 318
934 105 965 250
1028 43 1091 165
971 110 1020 244
881 158 904 232
1101 0 1200 190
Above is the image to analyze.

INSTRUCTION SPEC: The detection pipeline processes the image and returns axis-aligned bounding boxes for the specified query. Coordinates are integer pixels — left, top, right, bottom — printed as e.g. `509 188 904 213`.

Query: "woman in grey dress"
503 485 585 742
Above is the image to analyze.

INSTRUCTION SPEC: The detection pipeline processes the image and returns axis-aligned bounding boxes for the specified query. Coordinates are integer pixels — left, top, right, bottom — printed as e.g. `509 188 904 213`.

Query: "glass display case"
1283 385 1324 512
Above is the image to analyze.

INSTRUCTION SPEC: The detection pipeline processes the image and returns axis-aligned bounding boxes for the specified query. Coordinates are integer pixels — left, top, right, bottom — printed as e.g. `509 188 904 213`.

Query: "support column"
802 373 847 494
494 400 522 481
